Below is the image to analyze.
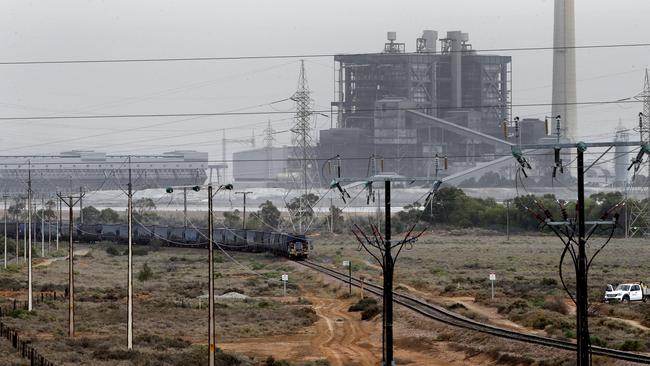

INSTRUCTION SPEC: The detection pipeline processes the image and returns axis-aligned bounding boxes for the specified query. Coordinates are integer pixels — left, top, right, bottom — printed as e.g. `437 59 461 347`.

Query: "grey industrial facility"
232 146 291 185
0 150 208 194
320 30 547 180
233 30 553 185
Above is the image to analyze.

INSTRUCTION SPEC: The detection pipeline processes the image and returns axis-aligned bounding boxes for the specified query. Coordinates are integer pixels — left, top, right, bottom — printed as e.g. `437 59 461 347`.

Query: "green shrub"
93 349 140 361
213 254 225 263
8 309 34 319
348 297 380 320
590 335 608 347
137 263 153 282
348 297 377 312
542 297 568 315
448 303 467 311
149 239 162 251
619 340 644 351
540 277 558 286
131 247 149 256
105 246 120 256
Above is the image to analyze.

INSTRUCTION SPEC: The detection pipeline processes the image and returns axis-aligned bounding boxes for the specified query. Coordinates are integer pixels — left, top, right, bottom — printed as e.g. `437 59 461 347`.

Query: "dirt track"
218 294 381 365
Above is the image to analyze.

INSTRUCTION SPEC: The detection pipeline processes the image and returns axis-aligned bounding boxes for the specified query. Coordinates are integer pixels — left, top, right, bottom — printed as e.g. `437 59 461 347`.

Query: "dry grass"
0 243 321 365
313 232 650 362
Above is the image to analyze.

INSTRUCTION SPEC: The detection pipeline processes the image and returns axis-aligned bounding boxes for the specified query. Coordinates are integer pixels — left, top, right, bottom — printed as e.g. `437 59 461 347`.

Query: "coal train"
4 222 310 259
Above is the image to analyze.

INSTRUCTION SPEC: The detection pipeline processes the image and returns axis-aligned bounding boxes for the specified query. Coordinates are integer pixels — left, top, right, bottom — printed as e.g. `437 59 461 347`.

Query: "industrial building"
233 30 551 185
232 146 291 185
319 30 525 179
0 150 208 194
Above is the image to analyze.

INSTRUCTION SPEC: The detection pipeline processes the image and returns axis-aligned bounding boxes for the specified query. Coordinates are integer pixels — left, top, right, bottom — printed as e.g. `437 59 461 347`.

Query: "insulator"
327 161 332 175
444 156 448 170
380 159 384 172
502 122 508 140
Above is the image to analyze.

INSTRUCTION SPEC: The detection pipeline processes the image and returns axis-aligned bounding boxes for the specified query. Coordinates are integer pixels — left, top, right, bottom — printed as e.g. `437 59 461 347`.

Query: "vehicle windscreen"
615 285 630 291
294 242 302 250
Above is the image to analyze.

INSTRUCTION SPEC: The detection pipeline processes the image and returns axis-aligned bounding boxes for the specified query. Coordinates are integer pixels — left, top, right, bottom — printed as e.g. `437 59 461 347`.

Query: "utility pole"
345 175 438 366
383 180 394 365
41 197 45 257
183 187 188 229
207 185 215 366
3 195 7 269
79 186 83 224
57 195 61 250
330 196 334 234
166 182 233 366
23 216 26 263
57 192 83 337
575 144 589 366
235 191 253 229
506 200 510 241
514 140 642 366
27 161 33 311
127 156 133 349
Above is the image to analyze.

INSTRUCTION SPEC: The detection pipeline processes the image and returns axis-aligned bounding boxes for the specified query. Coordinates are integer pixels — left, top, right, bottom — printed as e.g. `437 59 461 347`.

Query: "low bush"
93 349 140 361
619 340 645 351
105 246 121 256
540 277 558 286
448 303 467 311
137 263 153 282
590 335 608 347
8 309 34 319
131 247 149 256
542 297 568 315
348 297 380 320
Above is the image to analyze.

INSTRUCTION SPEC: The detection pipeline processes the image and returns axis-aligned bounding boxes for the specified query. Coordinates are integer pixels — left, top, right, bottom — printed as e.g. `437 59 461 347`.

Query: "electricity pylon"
627 69 650 237
287 60 319 234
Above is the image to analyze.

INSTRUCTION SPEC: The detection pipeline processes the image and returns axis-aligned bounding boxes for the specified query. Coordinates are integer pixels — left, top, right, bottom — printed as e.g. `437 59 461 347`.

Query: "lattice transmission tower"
627 69 650 237
287 60 320 234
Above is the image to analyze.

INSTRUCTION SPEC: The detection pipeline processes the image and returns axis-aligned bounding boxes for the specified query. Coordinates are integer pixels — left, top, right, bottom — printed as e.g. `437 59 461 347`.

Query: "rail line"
298 259 650 364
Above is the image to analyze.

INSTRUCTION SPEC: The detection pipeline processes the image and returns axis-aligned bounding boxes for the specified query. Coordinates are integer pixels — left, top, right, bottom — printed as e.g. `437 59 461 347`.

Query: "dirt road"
218 294 380 365
308 295 380 366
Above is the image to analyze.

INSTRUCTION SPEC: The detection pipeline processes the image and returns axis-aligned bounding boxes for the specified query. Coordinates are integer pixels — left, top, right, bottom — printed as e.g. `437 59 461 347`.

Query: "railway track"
298 259 650 364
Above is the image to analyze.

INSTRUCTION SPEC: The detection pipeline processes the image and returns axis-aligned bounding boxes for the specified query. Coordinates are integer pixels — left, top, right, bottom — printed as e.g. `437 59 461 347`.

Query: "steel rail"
299 260 650 364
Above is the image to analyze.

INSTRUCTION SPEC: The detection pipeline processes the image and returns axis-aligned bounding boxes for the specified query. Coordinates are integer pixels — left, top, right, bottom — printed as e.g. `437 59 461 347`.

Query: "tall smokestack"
551 0 577 141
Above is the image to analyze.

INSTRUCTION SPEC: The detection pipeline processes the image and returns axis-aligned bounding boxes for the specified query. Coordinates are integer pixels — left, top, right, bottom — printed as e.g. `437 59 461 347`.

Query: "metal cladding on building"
320 30 521 179
232 146 292 184
0 150 208 194
552 0 577 141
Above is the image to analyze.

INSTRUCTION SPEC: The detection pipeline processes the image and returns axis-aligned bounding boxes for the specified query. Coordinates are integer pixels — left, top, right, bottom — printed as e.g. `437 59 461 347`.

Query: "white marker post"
281 274 288 297
343 260 351 295
489 272 496 300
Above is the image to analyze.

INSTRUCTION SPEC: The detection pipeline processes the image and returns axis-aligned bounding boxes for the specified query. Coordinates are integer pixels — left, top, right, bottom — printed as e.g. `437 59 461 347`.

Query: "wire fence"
0 303 57 366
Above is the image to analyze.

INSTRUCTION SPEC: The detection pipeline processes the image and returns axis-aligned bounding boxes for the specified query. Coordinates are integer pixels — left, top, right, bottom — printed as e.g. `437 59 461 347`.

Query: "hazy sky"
1 0 650 161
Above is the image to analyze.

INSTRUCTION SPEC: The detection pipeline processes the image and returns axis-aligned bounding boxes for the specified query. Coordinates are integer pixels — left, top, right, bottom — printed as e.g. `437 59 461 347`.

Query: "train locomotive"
4 222 310 260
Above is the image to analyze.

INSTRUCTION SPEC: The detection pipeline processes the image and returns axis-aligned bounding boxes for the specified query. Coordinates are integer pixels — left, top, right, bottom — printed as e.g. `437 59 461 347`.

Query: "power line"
0 99 642 121
0 150 633 167
3 42 650 65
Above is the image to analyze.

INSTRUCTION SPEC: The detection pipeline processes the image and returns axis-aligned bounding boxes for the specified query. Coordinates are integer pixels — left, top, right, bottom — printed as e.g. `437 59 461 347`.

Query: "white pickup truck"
603 283 649 303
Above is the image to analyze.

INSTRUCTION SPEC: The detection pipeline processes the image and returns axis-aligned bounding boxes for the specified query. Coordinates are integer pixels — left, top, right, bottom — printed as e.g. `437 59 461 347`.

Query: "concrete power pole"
127 156 133 349
41 197 45 257
79 186 84 225
27 161 33 311
57 191 83 337
3 195 6 269
235 191 253 229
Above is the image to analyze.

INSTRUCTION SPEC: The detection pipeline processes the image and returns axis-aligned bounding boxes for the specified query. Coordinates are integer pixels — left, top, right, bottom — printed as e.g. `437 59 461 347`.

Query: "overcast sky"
1 0 650 161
